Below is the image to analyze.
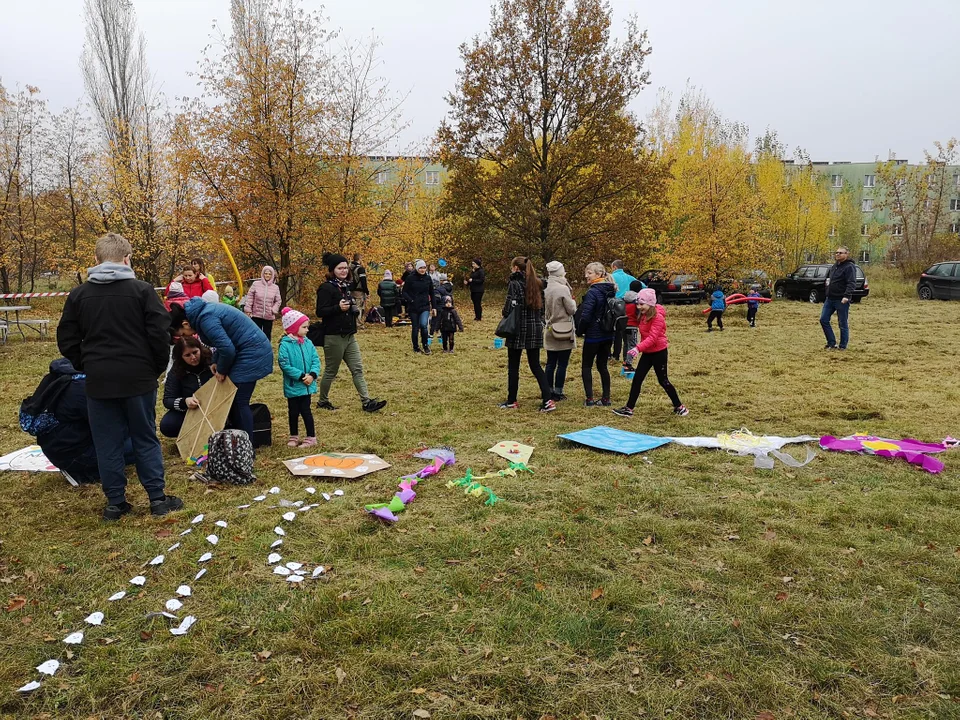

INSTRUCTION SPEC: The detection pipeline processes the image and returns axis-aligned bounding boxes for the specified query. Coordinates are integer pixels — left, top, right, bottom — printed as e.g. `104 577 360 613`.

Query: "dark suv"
917 262 960 300
774 264 869 303
637 270 706 304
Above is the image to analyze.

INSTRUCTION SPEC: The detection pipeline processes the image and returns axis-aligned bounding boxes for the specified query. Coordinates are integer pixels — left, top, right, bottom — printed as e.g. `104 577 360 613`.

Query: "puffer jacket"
577 280 615 342
184 298 274 383
246 267 282 321
634 305 669 354
710 290 727 311
377 279 399 307
278 335 322 398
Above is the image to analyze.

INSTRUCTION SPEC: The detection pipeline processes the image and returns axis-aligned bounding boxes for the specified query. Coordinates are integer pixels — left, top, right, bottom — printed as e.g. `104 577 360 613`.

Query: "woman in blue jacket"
169 298 274 441
577 262 616 406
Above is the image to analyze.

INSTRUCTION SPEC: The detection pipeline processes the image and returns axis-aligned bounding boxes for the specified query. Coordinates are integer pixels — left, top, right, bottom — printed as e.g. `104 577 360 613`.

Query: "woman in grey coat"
543 261 577 401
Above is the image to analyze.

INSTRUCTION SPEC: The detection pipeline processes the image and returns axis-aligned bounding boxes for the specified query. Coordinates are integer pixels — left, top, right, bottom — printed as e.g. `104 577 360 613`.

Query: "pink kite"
820 435 948 474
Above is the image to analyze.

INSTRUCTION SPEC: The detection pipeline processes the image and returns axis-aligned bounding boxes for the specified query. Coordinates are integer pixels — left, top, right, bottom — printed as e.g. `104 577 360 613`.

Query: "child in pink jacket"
613 288 688 417
245 265 282 338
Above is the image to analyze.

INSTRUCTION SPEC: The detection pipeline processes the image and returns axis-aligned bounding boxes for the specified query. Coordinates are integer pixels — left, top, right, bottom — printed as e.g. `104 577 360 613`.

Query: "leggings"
471 291 484 321
251 317 273 339
441 331 456 351
287 395 315 437
581 340 612 400
506 347 551 404
545 349 572 394
626 348 681 409
707 310 723 329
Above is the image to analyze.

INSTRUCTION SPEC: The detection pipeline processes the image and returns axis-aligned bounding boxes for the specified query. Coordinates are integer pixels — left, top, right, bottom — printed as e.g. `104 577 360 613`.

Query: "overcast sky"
1 0 956 163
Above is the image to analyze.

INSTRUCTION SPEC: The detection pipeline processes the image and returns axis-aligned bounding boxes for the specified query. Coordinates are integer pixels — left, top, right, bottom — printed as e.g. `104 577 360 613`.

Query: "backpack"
206 430 256 485
365 306 383 324
250 403 272 449
600 296 627 334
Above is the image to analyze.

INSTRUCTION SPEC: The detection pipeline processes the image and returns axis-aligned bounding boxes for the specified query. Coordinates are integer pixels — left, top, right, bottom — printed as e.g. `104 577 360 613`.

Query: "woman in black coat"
463 258 486 321
401 260 436 354
160 336 214 438
499 256 554 412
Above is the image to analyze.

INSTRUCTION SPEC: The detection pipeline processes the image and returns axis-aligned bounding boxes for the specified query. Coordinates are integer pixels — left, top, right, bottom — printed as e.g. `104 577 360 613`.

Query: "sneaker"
539 399 557 413
824 344 836 350
584 398 597 407
299 437 317 448
362 398 387 413
707 327 713 332
103 501 133 521
837 346 847 351
287 435 300 448
150 495 184 517
622 364 635 373
612 406 634 417
498 401 519 409
550 392 567 402
598 398 612 407
413 347 422 353
316 400 338 410
423 347 432 355
673 405 689 417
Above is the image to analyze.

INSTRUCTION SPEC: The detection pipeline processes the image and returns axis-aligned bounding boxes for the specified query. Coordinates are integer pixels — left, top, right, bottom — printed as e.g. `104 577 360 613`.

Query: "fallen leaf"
775 592 788 602
755 713 776 720
128 672 141 683
139 631 153 641
414 566 426 575
534 582 546 591
413 711 431 719
106 552 121 560
762 530 777 541
632 667 640 676
4 595 26 613
411 688 426 695
335 667 346 684
256 650 272 662
591 587 605 601
782 576 794 584
155 529 173 539
250 676 266 686
642 535 654 546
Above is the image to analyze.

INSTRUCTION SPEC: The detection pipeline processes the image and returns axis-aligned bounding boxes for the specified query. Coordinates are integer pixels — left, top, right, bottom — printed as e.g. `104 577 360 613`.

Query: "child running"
746 286 761 327
707 287 726 331
277 307 320 448
438 295 464 353
613 288 688 417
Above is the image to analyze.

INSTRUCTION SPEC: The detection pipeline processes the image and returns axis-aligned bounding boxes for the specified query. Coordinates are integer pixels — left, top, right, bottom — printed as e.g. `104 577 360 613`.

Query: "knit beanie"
383 269 393 280
415 259 426 270
545 261 565 277
629 280 645 292
637 288 657 306
322 252 348 272
281 307 309 335
623 290 638 304
201 290 220 303
224 285 235 296
168 281 184 295
438 273 448 282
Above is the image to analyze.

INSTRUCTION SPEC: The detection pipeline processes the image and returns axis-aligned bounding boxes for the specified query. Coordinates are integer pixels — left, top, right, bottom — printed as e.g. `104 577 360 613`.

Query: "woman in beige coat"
543 261 577 401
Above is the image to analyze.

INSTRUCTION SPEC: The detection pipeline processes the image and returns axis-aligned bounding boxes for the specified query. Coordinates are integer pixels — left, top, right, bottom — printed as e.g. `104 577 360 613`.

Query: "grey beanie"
624 290 639 304
545 260 565 277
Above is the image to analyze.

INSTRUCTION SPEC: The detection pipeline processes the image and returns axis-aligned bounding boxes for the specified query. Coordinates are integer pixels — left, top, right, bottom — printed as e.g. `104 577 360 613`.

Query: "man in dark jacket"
820 246 856 350
350 253 369 329
57 233 182 520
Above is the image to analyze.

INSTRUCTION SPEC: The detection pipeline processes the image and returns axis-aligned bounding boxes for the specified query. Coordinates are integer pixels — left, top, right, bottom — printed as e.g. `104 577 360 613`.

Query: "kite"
820 434 949 474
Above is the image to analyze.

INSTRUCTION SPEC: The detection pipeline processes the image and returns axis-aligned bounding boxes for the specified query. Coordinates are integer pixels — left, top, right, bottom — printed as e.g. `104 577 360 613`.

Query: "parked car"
637 270 706 304
917 261 960 300
773 264 869 303
724 270 772 298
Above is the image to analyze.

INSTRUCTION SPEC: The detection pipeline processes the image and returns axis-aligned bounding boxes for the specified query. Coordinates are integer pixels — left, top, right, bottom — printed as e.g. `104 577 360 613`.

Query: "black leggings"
471 291 484 321
252 317 274 338
581 340 612 400
287 395 315 437
626 349 681 409
442 331 456 351
506 347 551 404
746 306 757 324
707 310 723 329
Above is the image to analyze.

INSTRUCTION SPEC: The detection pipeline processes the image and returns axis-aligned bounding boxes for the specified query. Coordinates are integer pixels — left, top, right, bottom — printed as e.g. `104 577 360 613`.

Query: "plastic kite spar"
701 293 772 314
220 238 245 297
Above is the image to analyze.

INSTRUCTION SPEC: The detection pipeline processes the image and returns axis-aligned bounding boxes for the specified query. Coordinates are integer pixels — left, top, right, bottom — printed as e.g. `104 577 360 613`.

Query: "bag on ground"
206 429 256 485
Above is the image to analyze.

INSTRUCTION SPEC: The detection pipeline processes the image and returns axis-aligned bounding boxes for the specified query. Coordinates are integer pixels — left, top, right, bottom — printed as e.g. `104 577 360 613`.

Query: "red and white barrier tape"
0 280 247 300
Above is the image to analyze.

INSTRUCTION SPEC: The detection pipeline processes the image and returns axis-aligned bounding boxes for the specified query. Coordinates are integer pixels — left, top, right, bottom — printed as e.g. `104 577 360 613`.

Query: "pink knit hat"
281 307 309 336
637 288 657 306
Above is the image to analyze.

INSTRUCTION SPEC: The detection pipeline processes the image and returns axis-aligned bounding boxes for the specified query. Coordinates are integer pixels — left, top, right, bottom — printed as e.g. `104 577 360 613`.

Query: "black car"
637 270 706 304
917 261 960 300
774 264 869 303
725 271 772 298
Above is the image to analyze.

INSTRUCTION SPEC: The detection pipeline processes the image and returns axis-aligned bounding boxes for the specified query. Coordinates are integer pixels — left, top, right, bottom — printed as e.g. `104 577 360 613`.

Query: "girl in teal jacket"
277 308 321 448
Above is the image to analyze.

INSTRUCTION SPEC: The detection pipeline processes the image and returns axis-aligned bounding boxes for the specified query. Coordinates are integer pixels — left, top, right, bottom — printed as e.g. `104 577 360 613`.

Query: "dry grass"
1 290 959 719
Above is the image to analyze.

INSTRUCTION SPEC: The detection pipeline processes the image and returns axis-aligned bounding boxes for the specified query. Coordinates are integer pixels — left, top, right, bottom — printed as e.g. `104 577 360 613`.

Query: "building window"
951 223 960 234
860 224 868 236
893 200 902 212
864 174 875 188
891 224 903 236
924 199 932 210
955 173 960 188
859 249 870 263
951 198 960 211
376 171 387 185
425 170 440 186
831 198 839 212
831 174 843 188
828 226 836 237
888 250 899 264
861 199 874 212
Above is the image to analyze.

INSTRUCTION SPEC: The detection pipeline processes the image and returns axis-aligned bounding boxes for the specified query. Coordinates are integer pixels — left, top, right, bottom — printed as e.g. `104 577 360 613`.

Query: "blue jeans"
411 310 430 350
228 381 258 440
545 349 571 395
87 391 166 506
820 297 850 348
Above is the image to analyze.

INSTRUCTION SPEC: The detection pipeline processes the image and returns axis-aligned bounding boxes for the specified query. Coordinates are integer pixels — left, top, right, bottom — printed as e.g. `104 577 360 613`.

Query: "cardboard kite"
558 426 671 455
284 453 391 479
820 434 949 474
0 445 59 473
488 441 534 465
176 377 237 461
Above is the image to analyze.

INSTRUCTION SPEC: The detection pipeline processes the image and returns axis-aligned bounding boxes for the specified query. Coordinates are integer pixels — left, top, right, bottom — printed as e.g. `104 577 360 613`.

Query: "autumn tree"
437 0 668 269
875 140 958 276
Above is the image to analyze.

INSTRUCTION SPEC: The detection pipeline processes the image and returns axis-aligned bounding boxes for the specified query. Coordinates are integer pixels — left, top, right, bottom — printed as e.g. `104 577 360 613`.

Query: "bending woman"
160 336 214 438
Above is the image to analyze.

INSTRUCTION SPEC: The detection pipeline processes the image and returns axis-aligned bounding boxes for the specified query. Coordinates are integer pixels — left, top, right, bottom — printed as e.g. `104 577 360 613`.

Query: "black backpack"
600 296 627 333
250 403 272 449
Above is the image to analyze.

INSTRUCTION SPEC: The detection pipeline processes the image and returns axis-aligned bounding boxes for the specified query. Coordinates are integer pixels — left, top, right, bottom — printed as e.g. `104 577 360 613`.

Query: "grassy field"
1 290 959 720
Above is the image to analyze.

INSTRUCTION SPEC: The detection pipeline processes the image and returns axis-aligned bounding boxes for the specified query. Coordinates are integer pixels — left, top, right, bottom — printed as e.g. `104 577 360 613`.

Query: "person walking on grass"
499 257 555 412
613 288 688 418
577 262 615 407
707 287 726 332
58 233 182 520
464 258 486 321
543 260 577 402
377 270 400 327
746 286 761 327
401 260 436 354
821 246 856 350
245 265 282 338
314 252 387 413
278 307 320 448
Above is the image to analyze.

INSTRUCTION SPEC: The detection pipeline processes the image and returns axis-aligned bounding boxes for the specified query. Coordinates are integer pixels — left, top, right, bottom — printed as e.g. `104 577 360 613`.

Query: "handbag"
495 301 519 338
549 320 574 341
307 321 325 347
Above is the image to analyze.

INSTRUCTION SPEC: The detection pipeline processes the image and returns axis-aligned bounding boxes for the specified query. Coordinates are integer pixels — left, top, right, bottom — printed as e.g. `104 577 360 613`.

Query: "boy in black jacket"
57 233 183 520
